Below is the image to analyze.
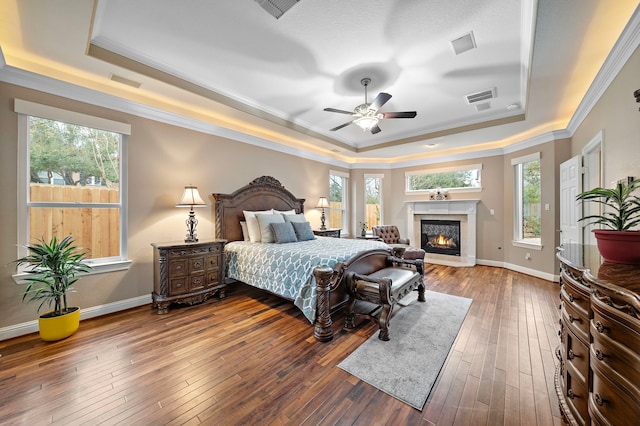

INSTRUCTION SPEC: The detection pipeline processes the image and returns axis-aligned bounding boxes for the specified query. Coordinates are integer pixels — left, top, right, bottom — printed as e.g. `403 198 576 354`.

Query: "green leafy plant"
14 235 91 316
576 178 640 231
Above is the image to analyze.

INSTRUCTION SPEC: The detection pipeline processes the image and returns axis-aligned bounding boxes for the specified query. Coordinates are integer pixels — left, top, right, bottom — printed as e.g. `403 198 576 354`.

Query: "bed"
212 176 388 341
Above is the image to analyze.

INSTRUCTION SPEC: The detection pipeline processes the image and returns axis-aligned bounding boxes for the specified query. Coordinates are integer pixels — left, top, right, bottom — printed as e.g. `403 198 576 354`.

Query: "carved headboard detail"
212 176 305 242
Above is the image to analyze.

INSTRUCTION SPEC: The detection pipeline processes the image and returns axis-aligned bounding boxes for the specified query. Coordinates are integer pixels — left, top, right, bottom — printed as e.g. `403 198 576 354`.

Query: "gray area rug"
338 290 472 410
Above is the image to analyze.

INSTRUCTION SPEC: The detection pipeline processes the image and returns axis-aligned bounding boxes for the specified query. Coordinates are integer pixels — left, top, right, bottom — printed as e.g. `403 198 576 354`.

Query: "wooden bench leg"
378 303 393 341
344 295 356 329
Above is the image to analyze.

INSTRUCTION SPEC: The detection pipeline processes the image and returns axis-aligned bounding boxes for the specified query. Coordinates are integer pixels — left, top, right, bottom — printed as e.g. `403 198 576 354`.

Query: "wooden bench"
341 248 425 341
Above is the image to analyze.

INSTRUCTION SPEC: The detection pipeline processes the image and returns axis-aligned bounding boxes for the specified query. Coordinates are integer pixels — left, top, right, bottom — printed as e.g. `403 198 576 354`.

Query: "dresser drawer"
189 273 206 292
205 254 221 270
188 256 206 273
591 297 640 355
169 259 188 276
560 281 590 318
169 277 189 295
562 300 589 344
564 327 589 382
590 360 640 426
563 361 589 426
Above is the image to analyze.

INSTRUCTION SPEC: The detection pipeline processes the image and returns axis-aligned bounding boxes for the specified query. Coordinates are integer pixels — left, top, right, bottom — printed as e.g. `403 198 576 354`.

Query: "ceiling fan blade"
369 92 392 111
329 121 353 131
324 108 354 115
382 111 417 119
370 124 382 134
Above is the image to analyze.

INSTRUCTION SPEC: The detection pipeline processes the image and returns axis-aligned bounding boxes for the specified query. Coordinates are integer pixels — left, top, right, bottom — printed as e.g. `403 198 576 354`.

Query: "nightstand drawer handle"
567 389 577 399
568 314 581 323
568 293 574 302
176 265 183 270
595 348 606 360
568 349 580 360
193 261 202 268
595 321 606 333
594 393 606 406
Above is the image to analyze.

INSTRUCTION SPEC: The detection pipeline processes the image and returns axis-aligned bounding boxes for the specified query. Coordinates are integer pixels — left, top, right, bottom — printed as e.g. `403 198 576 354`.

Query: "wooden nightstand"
151 239 226 314
313 228 341 238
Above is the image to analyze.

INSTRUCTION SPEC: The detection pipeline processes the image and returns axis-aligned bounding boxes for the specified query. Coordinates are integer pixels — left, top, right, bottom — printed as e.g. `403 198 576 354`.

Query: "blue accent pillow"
283 213 307 223
292 221 315 241
270 222 298 243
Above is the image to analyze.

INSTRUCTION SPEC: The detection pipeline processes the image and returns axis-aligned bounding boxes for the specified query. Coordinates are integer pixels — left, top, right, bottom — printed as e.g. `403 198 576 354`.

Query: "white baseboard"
476 259 560 282
0 295 151 341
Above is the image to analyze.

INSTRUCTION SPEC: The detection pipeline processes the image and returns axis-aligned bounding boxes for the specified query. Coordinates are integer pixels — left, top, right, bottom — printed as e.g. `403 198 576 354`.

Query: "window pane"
29 207 121 259
365 177 381 229
329 175 344 229
29 117 120 203
407 168 480 191
522 159 541 241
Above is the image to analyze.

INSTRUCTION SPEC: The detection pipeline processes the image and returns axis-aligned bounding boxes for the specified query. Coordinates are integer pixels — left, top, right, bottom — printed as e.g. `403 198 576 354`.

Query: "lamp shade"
316 197 330 209
177 186 207 207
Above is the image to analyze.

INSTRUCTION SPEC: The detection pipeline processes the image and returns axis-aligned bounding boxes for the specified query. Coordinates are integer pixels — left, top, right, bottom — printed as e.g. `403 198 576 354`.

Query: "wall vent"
451 31 477 55
465 87 496 104
255 0 300 19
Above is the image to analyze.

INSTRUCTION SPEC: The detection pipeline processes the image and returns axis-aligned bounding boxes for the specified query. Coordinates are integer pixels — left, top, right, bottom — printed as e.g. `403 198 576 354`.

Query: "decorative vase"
38 307 80 341
593 229 640 264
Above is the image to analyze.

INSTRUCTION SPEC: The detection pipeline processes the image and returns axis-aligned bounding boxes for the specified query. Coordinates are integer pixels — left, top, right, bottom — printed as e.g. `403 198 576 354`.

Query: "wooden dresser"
151 239 226 314
556 244 640 425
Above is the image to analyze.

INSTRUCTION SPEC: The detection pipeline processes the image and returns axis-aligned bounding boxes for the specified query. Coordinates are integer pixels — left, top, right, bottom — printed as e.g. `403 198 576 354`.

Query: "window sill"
512 240 543 250
12 259 132 285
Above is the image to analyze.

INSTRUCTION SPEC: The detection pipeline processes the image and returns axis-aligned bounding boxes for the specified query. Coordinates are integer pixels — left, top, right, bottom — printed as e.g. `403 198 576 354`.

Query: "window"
512 152 542 248
364 174 383 232
15 100 130 274
329 171 348 231
406 164 482 193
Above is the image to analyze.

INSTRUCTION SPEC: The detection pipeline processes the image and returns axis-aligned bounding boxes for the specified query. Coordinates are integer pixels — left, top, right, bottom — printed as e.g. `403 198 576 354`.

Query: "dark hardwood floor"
0 264 563 425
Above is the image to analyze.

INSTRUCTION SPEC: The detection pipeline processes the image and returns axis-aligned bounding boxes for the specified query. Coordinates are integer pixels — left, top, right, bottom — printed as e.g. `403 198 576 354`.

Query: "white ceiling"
1 0 638 164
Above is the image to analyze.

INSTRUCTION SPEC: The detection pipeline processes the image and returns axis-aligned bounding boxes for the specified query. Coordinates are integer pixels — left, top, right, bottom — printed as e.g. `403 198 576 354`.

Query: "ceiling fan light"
354 116 379 131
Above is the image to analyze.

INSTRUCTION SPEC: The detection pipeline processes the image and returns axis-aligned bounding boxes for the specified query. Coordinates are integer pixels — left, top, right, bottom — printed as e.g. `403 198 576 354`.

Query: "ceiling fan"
324 78 417 134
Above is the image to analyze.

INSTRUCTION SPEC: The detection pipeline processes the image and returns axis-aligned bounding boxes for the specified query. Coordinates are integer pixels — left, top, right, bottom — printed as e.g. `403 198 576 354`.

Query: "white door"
560 155 582 246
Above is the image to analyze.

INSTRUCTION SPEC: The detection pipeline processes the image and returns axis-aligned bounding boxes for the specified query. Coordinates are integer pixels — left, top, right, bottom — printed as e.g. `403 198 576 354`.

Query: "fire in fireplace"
421 219 461 256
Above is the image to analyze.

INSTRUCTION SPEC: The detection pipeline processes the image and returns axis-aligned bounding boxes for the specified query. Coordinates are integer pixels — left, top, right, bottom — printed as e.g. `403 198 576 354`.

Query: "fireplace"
421 219 461 256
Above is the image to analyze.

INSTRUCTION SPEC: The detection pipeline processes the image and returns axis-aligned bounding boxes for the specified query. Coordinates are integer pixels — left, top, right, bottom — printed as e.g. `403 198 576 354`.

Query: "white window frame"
511 152 542 250
364 173 384 233
405 163 483 194
13 100 131 282
329 170 349 234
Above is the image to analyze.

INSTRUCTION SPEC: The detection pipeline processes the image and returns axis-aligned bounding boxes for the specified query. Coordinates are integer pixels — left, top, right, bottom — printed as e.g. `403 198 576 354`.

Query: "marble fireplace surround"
406 200 480 267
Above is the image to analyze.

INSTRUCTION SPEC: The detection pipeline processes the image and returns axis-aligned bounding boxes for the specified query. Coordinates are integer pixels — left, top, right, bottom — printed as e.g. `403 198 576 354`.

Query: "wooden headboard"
212 176 306 242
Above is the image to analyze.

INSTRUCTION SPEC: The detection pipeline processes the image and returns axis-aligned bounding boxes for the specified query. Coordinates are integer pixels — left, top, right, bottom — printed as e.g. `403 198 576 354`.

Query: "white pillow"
240 221 250 241
256 213 285 243
272 209 296 215
243 210 271 242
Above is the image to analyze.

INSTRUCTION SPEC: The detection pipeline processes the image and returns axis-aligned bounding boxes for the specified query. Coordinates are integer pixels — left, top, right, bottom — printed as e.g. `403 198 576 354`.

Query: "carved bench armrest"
345 271 392 304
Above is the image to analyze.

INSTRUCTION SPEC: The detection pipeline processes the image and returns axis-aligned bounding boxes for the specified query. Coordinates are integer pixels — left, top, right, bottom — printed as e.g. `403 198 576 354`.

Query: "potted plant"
576 178 640 264
14 235 91 341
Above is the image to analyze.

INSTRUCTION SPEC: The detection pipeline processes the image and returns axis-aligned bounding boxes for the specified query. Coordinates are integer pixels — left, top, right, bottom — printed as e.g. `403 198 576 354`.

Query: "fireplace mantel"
406 200 480 267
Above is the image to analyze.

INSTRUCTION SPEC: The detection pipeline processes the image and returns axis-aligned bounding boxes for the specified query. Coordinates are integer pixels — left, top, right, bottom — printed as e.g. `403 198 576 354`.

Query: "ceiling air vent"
255 0 300 19
451 31 477 55
110 74 141 88
465 87 496 104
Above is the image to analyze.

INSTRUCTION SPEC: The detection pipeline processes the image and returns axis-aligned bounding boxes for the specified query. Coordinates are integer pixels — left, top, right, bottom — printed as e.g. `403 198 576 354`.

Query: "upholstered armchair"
371 225 410 246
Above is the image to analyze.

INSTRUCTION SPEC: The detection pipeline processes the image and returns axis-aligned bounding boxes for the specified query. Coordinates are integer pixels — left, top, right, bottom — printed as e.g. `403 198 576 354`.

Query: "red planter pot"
593 229 640 264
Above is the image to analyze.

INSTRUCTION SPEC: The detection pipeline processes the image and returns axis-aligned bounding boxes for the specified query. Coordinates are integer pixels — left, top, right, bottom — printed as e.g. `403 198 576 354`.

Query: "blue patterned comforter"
225 236 389 322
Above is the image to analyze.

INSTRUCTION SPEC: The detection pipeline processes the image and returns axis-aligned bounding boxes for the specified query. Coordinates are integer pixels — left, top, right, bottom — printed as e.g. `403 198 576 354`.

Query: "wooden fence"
29 184 120 259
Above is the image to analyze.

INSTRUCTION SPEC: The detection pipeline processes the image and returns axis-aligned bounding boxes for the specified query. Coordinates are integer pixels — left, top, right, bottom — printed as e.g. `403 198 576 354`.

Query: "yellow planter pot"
38 307 80 341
